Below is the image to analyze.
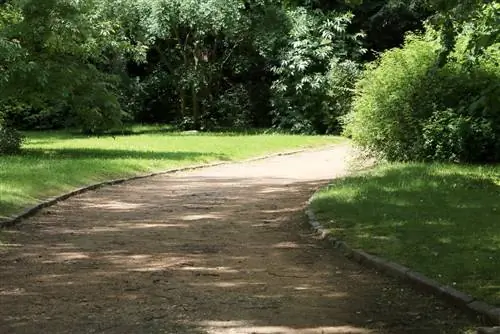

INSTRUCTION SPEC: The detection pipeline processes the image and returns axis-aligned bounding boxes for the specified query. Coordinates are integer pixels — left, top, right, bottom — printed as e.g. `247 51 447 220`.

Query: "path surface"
0 145 476 333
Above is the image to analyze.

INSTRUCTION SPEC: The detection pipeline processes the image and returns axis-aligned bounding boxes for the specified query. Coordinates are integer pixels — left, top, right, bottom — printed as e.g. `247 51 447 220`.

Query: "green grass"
310 163 500 305
0 127 341 219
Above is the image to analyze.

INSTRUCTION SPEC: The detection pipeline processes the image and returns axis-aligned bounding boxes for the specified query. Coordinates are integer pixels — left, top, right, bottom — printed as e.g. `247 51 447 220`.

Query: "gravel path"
0 145 477 333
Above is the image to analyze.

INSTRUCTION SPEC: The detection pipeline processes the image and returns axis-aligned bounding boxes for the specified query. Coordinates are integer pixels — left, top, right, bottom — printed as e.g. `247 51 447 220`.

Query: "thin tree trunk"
192 86 199 130
180 89 186 118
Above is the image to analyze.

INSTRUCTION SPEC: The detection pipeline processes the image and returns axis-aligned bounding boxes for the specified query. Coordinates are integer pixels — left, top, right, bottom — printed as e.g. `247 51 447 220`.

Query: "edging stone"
468 302 500 325
440 285 475 307
405 271 444 295
0 147 318 229
305 193 500 326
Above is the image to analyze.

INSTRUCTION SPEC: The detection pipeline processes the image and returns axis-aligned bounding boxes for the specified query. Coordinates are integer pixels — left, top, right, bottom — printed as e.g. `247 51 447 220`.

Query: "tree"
270 8 364 133
0 0 138 132
128 0 291 130
389 0 499 65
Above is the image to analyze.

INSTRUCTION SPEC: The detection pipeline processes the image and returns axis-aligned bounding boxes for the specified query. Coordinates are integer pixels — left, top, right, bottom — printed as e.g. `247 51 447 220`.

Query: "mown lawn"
0 127 341 219
310 163 500 305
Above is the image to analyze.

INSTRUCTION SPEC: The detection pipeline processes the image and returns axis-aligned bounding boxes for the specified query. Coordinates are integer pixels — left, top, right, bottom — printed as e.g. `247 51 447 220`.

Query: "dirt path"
0 145 477 333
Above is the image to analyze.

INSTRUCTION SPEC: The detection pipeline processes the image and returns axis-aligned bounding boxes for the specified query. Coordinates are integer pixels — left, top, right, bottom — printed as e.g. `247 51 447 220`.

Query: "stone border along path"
306 188 500 329
0 145 484 333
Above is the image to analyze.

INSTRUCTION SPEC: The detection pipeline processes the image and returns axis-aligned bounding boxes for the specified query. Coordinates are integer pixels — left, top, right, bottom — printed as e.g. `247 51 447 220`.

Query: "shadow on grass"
0 148 230 217
23 127 313 142
91 129 279 138
18 148 230 161
311 163 500 304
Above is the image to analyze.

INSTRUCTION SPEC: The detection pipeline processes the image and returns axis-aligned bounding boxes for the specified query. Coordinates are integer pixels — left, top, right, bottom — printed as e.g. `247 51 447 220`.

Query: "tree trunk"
180 89 186 118
192 86 200 130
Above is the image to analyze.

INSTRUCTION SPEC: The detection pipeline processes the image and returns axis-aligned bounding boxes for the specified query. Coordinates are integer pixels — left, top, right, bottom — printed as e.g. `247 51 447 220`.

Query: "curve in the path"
0 146 477 333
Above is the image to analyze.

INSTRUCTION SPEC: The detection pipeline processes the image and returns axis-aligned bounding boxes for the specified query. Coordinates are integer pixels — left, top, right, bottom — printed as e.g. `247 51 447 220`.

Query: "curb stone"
0 146 328 229
305 198 500 327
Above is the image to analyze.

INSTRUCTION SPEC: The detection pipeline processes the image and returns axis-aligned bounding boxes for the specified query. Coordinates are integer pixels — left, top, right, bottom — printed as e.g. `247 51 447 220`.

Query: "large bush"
344 30 500 163
0 125 24 154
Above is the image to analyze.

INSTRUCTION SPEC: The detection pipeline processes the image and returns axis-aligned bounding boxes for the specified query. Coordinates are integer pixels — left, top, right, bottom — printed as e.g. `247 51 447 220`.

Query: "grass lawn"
310 163 500 305
0 127 341 219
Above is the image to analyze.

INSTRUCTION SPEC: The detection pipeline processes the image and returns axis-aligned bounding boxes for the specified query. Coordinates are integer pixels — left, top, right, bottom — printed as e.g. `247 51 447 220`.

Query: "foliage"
0 125 23 154
0 0 140 133
209 84 252 130
270 8 364 134
3 0 494 140
388 0 500 65
422 110 485 163
326 59 361 133
121 0 290 130
0 0 399 137
345 27 500 162
286 0 433 59
344 34 440 160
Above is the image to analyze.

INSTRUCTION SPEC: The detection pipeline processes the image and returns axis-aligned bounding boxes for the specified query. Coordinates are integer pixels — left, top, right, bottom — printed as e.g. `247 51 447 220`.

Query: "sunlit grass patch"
311 163 500 305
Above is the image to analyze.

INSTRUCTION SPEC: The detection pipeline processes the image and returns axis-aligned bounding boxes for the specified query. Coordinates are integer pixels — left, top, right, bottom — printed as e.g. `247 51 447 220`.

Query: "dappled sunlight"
42 226 123 234
34 274 70 282
289 284 315 291
103 253 194 272
251 222 278 227
119 222 192 229
0 242 22 248
271 241 302 249
190 281 267 288
259 187 289 194
181 213 223 221
82 200 144 210
178 266 240 274
311 163 500 304
53 251 90 261
38 222 192 235
262 207 302 214
36 222 132 234
0 149 475 333
0 288 35 296
199 320 373 334
323 292 350 298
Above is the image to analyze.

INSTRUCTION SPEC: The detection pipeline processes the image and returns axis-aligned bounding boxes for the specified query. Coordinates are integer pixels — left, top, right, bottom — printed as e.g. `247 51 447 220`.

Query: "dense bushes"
0 126 23 154
1 0 497 158
270 8 363 134
1 0 369 136
345 30 500 163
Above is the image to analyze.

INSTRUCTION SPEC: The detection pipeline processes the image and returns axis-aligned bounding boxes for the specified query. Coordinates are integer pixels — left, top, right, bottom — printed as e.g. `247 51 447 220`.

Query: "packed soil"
0 145 479 333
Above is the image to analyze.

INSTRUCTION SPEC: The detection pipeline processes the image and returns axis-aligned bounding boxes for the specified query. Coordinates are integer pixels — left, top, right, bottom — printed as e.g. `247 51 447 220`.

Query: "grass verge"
310 163 500 305
0 128 341 220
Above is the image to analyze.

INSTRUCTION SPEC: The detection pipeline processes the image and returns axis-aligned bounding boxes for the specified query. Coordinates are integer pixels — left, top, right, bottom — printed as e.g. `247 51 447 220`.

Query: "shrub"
344 34 440 161
326 59 360 134
344 30 500 163
422 109 498 163
0 125 24 154
210 84 252 130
